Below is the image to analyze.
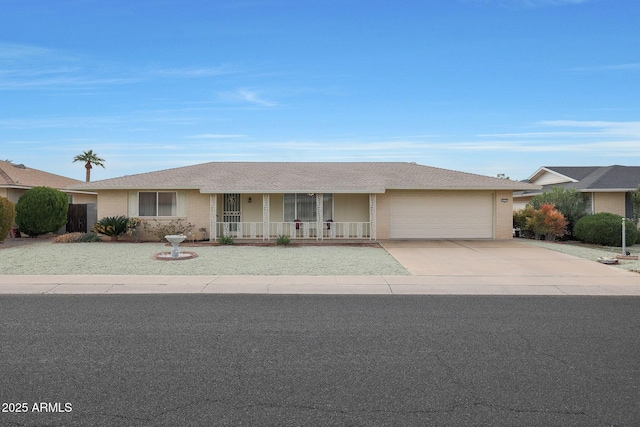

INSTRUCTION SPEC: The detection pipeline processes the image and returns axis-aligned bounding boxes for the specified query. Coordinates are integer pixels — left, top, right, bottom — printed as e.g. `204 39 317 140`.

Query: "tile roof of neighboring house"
0 160 85 190
533 165 640 191
69 162 540 193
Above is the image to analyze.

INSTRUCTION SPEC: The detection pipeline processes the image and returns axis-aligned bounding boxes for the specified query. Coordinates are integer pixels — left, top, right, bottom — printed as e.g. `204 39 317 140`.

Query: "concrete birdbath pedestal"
165 234 186 258
153 235 198 261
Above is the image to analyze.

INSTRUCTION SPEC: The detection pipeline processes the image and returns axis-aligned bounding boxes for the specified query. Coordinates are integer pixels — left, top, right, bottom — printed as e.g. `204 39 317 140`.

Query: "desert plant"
574 213 638 247
142 218 195 242
529 187 587 236
93 216 129 240
513 206 535 238
0 196 16 242
526 203 568 241
53 232 102 243
126 217 143 242
217 235 235 245
15 186 68 237
275 234 291 245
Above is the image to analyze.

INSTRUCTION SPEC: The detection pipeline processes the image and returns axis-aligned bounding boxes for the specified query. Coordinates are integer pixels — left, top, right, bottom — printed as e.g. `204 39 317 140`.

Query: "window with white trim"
284 193 333 221
139 192 177 216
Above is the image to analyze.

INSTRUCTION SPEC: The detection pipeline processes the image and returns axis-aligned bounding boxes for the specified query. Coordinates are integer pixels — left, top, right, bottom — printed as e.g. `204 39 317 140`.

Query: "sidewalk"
2 239 639 295
1 273 639 295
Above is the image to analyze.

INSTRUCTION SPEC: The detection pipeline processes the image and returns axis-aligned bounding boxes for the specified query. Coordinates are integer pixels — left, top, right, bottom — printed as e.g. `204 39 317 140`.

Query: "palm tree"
73 150 105 182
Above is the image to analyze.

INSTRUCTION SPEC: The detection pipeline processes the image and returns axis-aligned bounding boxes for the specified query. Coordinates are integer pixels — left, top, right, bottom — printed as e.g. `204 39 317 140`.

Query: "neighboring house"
0 160 97 204
514 165 640 217
69 162 539 241
0 160 98 234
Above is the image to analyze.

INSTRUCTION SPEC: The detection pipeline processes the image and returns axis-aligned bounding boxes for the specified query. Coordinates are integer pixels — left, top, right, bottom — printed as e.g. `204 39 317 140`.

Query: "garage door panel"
390 192 493 239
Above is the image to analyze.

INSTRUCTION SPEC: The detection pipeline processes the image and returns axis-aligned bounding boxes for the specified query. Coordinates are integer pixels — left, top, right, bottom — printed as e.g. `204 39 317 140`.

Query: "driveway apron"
380 239 640 280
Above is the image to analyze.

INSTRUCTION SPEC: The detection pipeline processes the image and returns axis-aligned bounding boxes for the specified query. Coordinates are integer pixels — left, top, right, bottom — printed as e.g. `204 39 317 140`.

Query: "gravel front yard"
519 239 640 273
0 242 410 276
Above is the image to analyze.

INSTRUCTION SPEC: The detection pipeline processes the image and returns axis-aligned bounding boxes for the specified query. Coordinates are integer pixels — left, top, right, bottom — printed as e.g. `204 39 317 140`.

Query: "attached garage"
389 191 494 239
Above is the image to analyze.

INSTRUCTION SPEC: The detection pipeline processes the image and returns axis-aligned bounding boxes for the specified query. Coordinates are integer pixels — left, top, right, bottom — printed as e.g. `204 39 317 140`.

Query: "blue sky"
1 0 639 182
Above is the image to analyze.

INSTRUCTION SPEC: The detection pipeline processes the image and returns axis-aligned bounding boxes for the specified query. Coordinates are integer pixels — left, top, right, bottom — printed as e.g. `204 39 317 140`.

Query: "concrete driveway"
380 239 640 284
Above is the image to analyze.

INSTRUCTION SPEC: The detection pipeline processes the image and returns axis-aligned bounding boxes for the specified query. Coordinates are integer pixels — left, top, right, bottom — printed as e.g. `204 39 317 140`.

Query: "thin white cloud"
186 134 247 139
237 89 277 107
153 64 243 78
537 120 640 137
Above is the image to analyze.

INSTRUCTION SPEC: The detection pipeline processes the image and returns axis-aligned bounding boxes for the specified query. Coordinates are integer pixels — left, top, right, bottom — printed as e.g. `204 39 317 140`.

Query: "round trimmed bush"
0 196 16 241
15 186 68 237
574 213 638 247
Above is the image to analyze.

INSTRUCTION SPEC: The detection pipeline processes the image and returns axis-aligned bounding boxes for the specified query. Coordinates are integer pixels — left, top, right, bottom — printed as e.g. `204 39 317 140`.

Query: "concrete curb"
0 274 639 295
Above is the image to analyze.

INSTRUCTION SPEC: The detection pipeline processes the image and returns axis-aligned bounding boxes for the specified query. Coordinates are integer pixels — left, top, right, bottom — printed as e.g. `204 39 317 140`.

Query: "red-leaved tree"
527 203 568 241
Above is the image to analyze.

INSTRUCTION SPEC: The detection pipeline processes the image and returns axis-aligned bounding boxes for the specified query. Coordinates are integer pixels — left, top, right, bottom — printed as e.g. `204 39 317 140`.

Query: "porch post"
209 194 217 241
369 194 377 241
316 193 323 241
263 194 270 241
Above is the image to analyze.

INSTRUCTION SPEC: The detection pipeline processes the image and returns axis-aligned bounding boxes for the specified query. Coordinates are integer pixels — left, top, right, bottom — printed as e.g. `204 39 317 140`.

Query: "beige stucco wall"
593 192 626 216
512 195 532 211
241 194 263 223
269 194 284 222
333 194 369 222
376 192 391 239
93 189 513 241
69 192 97 204
374 190 512 240
494 190 513 239
96 190 128 219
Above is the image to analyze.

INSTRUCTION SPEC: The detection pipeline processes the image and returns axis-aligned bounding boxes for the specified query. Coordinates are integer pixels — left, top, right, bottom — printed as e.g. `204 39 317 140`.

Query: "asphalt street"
1 295 639 426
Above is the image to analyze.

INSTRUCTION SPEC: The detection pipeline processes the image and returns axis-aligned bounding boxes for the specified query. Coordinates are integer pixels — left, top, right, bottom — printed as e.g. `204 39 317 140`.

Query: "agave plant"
93 215 129 241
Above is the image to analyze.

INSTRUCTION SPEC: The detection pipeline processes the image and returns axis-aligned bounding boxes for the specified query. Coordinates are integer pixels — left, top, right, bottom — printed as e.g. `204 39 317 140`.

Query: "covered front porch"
208 193 377 241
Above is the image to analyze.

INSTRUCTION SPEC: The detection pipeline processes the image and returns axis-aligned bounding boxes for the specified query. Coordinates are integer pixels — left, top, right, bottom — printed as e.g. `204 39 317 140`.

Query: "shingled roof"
0 160 84 190
69 162 539 193
531 165 640 191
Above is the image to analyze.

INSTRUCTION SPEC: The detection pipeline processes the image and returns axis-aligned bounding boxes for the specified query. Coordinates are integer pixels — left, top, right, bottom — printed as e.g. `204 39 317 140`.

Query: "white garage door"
390 192 494 239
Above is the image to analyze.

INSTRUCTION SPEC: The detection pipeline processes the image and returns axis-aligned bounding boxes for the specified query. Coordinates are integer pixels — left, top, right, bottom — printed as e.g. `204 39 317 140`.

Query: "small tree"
0 196 16 242
15 187 69 237
529 187 587 236
513 206 535 238
527 203 568 241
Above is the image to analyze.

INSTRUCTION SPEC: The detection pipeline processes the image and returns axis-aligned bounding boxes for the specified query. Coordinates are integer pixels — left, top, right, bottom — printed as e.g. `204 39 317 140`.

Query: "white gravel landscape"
0 242 410 276
518 239 640 273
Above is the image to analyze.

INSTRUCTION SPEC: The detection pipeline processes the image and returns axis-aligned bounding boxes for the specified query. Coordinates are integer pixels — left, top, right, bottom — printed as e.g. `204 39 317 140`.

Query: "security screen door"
223 193 241 232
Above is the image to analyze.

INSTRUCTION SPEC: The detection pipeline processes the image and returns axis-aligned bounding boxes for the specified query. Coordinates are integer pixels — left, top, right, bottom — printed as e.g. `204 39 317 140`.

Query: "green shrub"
217 235 235 245
15 187 68 237
141 218 195 242
76 232 102 242
529 187 587 236
526 203 567 241
275 234 291 245
0 196 16 242
574 213 638 247
93 215 129 240
513 206 534 237
53 232 102 243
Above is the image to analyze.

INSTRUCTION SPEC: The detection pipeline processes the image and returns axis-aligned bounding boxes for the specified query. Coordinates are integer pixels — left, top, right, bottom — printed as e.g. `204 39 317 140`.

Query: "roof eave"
528 167 578 183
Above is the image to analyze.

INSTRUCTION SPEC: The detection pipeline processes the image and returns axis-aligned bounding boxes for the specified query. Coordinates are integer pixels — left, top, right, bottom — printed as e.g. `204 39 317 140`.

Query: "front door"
223 193 241 235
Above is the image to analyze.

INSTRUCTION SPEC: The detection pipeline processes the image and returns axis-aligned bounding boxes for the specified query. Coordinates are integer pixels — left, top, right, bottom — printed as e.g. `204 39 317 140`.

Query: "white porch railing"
214 222 372 240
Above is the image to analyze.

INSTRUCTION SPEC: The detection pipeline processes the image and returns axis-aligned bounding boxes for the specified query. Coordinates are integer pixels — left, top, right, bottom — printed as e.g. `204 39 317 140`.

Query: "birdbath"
165 234 187 258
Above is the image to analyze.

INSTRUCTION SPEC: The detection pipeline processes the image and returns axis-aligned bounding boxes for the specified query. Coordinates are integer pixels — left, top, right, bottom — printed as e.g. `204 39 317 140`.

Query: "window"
139 192 177 216
284 194 333 221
